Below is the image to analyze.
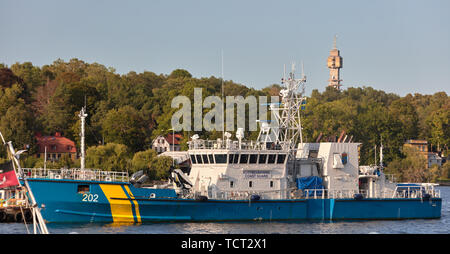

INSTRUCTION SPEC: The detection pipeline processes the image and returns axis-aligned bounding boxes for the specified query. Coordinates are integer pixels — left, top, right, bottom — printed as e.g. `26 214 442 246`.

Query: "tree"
130 149 173 180
388 98 419 140
0 68 22 89
385 146 430 182
130 149 158 174
428 105 449 152
85 143 131 171
168 69 192 79
150 156 173 180
101 106 147 152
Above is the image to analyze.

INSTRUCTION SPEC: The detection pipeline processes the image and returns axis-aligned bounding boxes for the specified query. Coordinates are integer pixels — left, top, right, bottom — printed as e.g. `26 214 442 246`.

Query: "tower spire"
333 34 337 49
327 35 343 90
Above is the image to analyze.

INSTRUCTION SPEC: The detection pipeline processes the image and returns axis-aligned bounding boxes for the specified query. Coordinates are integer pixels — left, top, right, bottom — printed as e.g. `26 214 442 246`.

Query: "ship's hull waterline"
25 179 442 223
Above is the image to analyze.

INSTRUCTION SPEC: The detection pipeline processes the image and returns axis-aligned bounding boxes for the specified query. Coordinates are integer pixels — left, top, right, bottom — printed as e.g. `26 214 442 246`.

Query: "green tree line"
0 59 448 182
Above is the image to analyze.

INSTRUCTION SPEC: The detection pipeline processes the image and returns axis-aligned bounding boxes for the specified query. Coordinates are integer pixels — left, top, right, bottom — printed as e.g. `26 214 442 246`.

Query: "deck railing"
212 186 441 201
300 186 440 200
21 168 129 182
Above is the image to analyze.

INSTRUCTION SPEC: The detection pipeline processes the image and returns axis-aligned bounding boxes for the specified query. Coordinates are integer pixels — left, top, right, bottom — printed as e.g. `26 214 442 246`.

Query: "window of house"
249 181 253 188
230 181 234 188
270 181 274 188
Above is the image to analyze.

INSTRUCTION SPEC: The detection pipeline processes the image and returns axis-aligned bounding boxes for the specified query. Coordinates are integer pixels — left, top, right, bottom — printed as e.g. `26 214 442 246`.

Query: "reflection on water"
1 187 449 234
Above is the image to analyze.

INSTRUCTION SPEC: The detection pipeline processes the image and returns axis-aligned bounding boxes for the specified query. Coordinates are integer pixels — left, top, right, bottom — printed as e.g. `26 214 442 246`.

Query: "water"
1 186 449 234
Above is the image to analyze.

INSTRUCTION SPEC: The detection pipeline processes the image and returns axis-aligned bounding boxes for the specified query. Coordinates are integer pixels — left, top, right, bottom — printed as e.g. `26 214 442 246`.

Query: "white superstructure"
169 65 437 201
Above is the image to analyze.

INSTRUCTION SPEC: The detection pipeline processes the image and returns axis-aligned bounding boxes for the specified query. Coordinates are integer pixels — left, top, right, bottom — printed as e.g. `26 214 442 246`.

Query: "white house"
428 153 443 168
152 134 182 154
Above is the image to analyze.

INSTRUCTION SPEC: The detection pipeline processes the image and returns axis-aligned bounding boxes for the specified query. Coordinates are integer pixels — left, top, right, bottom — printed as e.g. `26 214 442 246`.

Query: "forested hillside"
0 58 448 182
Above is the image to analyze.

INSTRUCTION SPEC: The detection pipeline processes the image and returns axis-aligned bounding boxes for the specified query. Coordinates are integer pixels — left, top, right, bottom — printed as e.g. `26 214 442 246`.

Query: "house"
403 140 445 168
152 133 182 154
428 153 443 168
35 132 77 162
404 140 428 156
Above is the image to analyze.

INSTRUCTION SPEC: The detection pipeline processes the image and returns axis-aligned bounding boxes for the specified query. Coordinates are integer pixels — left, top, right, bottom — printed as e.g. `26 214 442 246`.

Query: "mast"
276 63 307 150
78 107 88 170
221 49 225 144
380 138 384 170
258 62 307 152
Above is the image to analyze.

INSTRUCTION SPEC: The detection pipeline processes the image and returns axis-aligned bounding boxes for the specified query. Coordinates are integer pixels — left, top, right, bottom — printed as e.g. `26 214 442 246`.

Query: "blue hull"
24 179 442 223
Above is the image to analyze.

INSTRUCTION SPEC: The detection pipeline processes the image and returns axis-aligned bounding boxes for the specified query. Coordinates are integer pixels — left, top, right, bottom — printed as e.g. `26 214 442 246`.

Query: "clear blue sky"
1 0 449 96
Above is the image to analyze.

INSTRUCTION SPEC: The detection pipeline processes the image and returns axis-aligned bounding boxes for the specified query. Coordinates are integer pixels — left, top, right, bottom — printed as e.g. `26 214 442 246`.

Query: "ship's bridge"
187 138 290 199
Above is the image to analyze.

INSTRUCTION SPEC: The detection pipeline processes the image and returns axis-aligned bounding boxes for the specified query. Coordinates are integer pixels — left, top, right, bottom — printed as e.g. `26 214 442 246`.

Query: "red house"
35 132 77 162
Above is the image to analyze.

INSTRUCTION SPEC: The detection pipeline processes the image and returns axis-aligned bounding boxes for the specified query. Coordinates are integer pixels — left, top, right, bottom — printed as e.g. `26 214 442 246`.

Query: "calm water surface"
1 186 449 234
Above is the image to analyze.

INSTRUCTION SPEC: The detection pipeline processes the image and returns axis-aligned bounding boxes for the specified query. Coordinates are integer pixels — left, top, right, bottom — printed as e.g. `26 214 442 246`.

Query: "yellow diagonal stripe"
100 184 135 223
124 185 141 223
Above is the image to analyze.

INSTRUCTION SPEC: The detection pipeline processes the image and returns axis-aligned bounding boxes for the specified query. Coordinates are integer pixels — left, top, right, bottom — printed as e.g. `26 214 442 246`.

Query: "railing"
393 186 440 199
22 168 129 182
188 139 289 151
299 186 440 200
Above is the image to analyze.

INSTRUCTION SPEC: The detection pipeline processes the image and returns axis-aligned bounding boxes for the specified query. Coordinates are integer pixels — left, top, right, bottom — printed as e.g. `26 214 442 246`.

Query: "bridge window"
240 154 249 164
233 154 239 163
214 154 227 164
196 154 203 164
208 154 214 164
229 154 235 164
190 155 197 164
268 154 276 164
277 154 286 164
202 154 209 164
249 154 258 164
258 154 267 164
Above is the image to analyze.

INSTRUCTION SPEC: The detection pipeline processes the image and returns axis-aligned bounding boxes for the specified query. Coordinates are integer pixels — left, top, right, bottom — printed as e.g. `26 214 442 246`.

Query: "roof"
164 134 182 145
35 133 77 154
405 140 428 145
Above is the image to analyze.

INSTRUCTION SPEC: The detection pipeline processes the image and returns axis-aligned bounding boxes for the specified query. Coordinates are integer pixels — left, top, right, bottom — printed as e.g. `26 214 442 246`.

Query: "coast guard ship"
17 67 441 223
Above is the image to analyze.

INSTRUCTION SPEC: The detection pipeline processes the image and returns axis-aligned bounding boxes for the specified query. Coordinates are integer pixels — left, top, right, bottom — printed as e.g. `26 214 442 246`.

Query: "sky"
1 0 449 96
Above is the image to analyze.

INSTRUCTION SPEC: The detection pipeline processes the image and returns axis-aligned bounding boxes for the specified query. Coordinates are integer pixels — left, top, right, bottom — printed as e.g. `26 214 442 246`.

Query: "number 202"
82 193 99 202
